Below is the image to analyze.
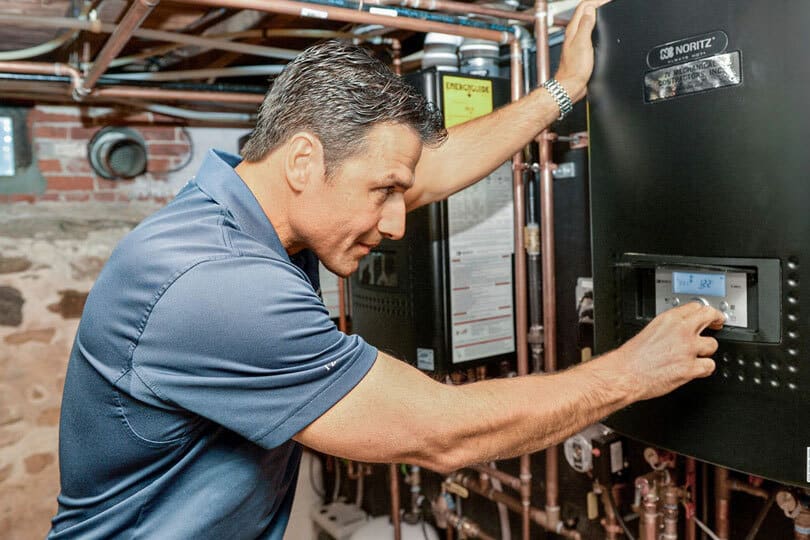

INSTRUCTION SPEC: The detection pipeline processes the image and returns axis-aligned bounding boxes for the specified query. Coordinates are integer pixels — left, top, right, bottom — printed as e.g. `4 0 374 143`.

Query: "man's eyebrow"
378 174 414 190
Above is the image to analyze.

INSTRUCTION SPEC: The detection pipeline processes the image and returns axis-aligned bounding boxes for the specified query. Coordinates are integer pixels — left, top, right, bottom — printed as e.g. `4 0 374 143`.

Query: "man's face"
303 122 422 277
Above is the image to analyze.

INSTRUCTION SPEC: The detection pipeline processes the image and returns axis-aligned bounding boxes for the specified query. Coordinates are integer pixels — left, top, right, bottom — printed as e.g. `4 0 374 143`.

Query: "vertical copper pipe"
337 278 348 333
686 458 697 540
534 0 561 527
701 462 709 540
600 489 619 540
390 463 402 540
715 467 730 540
662 486 679 540
79 0 160 95
174 0 511 43
377 0 537 24
509 37 532 540
641 493 660 540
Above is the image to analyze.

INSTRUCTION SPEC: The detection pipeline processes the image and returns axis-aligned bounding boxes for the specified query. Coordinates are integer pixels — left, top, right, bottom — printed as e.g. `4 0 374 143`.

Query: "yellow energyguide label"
442 75 494 127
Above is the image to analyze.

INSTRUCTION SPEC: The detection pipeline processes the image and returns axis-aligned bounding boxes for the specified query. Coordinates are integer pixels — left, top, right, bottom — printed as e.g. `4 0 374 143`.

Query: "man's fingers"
697 336 719 358
694 357 717 378
692 305 726 333
669 302 725 332
566 0 610 39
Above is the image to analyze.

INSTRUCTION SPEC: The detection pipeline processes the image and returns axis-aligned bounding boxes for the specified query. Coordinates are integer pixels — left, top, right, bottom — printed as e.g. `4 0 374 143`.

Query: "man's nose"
378 195 406 240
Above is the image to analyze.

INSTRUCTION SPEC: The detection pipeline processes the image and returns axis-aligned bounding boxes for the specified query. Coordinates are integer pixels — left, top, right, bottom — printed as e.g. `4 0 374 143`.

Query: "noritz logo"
648 30 729 69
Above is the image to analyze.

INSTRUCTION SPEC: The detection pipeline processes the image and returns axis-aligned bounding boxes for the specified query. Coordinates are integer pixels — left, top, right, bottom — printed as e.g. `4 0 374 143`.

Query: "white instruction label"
448 162 515 363
300 7 328 19
417 348 435 371
369 6 398 17
610 441 624 474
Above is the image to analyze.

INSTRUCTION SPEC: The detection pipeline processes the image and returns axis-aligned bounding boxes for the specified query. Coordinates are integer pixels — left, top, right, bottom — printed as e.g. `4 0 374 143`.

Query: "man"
50 1 724 538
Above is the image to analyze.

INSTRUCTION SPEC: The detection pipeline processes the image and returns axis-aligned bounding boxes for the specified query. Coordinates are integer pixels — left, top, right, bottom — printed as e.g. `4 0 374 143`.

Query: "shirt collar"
192 149 287 259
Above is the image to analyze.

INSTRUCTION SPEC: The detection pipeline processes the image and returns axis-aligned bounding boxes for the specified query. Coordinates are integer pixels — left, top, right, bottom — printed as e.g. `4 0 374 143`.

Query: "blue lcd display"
672 271 726 297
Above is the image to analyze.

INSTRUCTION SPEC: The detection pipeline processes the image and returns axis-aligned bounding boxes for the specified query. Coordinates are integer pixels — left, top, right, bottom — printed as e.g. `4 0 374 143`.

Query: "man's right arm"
294 302 724 473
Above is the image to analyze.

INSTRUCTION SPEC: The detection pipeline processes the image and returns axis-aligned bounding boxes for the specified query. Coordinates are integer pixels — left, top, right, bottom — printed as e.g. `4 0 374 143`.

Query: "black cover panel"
589 0 810 486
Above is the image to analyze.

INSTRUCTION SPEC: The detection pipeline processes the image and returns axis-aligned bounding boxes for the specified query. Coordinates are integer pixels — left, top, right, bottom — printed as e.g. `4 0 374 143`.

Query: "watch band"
542 78 574 121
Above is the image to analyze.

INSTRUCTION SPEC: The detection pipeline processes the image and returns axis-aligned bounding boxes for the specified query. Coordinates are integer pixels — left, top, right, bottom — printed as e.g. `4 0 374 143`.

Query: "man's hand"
607 302 725 403
554 0 611 103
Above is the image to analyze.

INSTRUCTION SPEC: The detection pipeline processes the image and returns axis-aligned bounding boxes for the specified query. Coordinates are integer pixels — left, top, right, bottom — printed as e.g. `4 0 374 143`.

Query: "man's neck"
234 158 302 255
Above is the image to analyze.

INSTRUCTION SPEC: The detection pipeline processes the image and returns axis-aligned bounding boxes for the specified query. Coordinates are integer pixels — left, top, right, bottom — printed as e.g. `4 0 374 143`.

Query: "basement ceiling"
0 0 577 122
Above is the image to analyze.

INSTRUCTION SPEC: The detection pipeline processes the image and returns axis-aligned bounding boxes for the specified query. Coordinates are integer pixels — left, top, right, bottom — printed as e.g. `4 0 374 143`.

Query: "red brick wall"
0 106 192 204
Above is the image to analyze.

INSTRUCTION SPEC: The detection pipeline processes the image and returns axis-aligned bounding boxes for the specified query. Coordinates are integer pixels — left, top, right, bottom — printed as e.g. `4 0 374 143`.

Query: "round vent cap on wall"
87 127 147 180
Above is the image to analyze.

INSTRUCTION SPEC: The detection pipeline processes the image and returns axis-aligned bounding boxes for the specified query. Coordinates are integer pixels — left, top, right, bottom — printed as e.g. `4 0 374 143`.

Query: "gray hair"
241 40 446 176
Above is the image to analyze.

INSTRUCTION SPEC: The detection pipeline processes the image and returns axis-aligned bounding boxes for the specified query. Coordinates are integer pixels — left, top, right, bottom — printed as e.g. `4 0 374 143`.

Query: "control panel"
654 266 747 327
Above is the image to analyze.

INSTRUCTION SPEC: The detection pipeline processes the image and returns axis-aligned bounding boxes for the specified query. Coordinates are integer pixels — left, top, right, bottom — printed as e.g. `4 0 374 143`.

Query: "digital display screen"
672 271 726 297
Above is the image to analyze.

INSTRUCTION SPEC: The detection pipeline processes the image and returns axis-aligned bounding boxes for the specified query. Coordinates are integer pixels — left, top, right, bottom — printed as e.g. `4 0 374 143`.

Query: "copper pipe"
701 462 709 540
390 463 402 540
443 513 497 540
2 14 302 61
685 458 697 540
0 61 82 89
375 0 536 23
534 0 562 529
714 467 730 540
641 492 660 540
79 0 160 96
727 478 770 500
662 485 680 540
467 463 521 491
450 472 582 539
508 37 533 540
0 60 265 104
337 278 348 333
91 86 263 103
172 0 513 43
600 488 619 540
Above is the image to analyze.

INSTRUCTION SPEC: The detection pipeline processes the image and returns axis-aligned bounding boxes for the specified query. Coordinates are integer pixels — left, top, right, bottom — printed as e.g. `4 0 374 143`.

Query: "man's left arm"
405 0 609 211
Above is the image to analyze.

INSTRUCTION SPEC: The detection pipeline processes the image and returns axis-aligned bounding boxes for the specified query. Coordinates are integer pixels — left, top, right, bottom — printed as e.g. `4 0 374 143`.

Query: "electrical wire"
308 451 326 501
605 486 637 540
488 462 511 540
693 516 722 540
331 459 341 503
0 30 76 61
164 127 195 173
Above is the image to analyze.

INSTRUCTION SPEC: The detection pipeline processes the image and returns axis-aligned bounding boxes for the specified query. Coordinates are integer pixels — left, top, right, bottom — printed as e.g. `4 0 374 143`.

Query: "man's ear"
284 131 325 192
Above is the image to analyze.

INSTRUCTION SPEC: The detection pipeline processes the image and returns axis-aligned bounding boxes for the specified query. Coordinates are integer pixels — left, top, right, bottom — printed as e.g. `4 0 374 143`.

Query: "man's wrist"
542 78 574 121
554 77 587 104
591 349 642 407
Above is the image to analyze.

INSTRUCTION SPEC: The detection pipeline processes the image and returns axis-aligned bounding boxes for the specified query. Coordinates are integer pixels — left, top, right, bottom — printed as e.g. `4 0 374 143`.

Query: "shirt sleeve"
131 255 377 448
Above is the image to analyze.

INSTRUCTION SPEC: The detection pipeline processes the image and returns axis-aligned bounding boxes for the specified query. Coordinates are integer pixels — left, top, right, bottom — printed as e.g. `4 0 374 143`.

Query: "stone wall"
0 105 247 539
0 202 161 539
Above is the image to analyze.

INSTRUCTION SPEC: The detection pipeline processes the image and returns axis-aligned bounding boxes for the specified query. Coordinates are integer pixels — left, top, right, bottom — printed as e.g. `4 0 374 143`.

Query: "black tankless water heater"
589 0 810 487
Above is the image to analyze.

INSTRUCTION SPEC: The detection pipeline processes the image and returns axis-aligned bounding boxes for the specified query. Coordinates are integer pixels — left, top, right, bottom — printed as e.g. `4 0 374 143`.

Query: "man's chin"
321 259 356 279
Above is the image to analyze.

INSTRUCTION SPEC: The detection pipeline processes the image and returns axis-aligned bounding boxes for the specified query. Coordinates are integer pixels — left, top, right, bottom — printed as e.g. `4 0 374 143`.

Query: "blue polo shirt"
49 150 377 539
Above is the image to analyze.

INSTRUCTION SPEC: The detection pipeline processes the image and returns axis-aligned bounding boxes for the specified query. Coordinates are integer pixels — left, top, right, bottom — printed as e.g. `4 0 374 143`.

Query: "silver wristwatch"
542 78 574 121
